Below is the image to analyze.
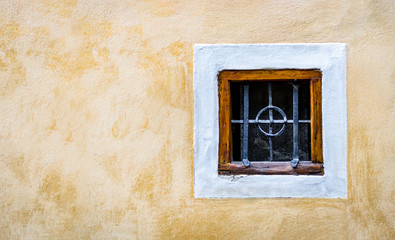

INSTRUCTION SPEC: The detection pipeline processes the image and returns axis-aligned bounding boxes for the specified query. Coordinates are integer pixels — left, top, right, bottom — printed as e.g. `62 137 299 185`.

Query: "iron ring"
255 106 287 137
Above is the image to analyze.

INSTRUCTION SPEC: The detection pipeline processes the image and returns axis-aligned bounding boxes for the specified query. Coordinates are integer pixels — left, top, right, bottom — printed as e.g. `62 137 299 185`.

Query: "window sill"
218 162 323 175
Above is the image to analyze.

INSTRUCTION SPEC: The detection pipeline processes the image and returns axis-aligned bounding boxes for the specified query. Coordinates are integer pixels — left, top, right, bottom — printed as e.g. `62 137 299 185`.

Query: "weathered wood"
218 69 321 81
218 162 324 175
310 77 323 163
218 69 323 175
218 76 232 165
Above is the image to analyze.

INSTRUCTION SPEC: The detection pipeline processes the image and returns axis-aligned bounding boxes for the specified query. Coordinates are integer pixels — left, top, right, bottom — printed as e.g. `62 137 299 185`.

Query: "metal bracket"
242 159 251 167
290 158 299 168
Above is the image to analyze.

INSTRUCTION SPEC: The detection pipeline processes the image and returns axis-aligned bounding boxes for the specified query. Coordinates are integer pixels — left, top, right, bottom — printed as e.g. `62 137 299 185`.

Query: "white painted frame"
193 43 347 198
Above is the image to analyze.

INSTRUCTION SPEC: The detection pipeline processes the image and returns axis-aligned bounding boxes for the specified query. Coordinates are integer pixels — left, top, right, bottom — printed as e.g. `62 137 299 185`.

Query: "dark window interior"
230 81 311 162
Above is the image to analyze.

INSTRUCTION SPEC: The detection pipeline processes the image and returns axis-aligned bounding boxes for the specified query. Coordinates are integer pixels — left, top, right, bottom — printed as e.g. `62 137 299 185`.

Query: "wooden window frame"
218 69 323 175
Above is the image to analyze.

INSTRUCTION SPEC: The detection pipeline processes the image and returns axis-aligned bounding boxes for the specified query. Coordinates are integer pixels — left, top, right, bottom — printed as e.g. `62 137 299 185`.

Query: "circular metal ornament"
255 106 287 137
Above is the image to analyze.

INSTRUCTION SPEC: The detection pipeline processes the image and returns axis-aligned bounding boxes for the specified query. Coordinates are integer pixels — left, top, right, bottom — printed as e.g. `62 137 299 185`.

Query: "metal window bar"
232 81 309 168
268 83 273 162
241 84 250 167
291 83 299 167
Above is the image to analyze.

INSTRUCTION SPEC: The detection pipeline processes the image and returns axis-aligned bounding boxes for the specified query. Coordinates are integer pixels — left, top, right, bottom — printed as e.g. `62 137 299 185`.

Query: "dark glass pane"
298 81 310 123
249 124 270 161
299 124 311 161
231 124 242 162
230 82 242 120
230 81 311 162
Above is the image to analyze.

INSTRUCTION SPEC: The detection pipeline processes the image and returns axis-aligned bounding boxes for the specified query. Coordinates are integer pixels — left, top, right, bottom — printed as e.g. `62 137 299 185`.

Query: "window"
194 44 347 198
218 69 323 175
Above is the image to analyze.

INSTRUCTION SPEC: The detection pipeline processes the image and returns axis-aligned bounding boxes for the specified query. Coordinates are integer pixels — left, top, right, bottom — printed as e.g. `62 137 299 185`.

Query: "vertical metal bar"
242 84 250 167
268 82 273 161
291 82 300 168
240 85 244 161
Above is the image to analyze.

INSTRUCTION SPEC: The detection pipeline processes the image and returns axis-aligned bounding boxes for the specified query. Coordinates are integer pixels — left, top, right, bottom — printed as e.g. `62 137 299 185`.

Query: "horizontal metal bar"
231 119 310 124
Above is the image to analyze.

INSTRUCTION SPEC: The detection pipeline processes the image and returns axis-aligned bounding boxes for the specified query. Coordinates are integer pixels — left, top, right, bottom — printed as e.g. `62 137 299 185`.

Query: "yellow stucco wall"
0 0 394 239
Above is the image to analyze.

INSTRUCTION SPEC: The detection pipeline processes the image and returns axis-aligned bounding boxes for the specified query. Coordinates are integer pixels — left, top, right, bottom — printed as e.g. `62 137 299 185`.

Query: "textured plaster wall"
0 0 393 239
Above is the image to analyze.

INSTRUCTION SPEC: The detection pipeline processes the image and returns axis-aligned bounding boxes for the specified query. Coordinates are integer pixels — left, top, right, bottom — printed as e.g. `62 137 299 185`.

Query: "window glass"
230 81 311 162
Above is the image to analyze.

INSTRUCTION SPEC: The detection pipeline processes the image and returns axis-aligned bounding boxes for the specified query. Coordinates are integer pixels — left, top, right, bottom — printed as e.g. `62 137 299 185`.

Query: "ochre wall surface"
0 0 394 239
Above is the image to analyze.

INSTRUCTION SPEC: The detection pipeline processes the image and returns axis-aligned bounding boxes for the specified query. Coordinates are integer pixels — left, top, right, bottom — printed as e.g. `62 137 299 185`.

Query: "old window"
218 70 323 175
194 43 347 198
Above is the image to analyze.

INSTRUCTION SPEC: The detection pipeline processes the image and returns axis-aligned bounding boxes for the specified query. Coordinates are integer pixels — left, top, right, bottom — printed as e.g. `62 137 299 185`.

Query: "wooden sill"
218 161 324 175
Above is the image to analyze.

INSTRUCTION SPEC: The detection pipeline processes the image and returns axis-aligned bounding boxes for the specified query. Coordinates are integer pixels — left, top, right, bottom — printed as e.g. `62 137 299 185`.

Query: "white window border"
193 43 347 198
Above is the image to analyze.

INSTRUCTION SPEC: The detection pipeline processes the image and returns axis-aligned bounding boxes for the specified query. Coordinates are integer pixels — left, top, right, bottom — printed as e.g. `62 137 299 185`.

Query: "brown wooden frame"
218 69 323 175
